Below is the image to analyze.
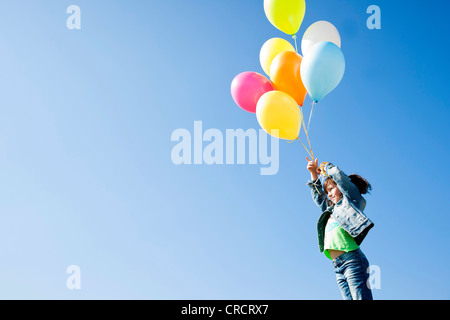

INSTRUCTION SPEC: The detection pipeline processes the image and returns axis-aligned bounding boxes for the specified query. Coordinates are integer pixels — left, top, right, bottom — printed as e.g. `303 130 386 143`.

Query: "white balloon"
301 21 341 56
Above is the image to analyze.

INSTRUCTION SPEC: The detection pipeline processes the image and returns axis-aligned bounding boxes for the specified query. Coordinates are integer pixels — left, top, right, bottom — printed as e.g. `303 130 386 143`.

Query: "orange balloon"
269 51 307 106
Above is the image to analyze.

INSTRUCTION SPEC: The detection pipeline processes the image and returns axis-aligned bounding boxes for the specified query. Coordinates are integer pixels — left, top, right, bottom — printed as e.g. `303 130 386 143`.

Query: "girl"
306 157 374 300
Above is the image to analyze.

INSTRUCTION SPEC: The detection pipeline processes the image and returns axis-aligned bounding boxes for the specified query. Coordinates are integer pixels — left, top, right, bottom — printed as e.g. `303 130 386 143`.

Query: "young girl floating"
306 157 374 300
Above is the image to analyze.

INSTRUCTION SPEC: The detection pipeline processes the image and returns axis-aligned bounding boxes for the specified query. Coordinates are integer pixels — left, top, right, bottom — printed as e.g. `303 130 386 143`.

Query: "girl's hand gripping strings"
306 157 324 195
306 157 320 181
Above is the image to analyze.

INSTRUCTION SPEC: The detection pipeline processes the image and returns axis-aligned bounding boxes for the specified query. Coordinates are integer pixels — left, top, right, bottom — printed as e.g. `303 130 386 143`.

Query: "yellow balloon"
256 91 302 140
260 38 296 76
264 0 306 35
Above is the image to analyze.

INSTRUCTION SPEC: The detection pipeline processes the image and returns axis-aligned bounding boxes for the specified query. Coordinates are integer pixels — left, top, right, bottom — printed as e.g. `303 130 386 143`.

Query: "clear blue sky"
0 0 448 299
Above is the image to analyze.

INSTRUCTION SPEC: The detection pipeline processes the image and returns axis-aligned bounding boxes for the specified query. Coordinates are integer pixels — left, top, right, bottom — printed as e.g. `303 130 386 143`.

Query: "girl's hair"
349 174 372 195
323 174 372 195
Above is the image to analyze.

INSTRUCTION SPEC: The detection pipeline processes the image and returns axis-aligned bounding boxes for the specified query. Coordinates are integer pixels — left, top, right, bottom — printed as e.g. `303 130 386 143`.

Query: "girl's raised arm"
307 178 329 212
323 163 361 201
306 157 328 212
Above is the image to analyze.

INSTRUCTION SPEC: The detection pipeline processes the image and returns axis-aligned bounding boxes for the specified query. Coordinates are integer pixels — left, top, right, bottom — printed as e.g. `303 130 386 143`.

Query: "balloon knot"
292 34 297 39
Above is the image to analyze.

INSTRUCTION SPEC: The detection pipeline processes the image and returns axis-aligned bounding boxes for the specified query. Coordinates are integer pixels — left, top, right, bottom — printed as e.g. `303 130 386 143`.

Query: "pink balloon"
231 71 274 113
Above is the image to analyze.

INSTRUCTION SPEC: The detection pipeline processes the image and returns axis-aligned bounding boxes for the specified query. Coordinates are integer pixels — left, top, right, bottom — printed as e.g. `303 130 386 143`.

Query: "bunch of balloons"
231 0 345 158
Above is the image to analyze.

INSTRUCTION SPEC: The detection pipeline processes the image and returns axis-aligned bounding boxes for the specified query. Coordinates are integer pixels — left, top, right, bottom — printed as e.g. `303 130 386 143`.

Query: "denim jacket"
307 163 374 252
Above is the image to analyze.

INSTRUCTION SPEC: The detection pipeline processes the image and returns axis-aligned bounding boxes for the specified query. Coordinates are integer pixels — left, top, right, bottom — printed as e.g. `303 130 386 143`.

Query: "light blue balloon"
300 41 345 102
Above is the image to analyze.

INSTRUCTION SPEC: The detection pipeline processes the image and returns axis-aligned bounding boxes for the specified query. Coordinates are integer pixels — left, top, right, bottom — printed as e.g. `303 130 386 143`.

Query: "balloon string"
287 110 312 159
288 137 313 159
292 34 298 53
300 108 315 161
307 100 316 132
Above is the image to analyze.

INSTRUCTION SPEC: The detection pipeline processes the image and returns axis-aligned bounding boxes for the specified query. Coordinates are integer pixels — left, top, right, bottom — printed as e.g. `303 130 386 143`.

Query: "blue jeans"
332 248 373 300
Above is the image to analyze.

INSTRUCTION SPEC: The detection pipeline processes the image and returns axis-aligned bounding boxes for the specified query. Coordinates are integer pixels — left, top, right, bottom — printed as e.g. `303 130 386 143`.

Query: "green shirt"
324 216 359 260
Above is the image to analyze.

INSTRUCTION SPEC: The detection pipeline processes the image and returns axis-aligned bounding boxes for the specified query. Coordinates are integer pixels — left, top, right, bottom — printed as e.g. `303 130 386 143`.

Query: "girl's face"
326 182 343 204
